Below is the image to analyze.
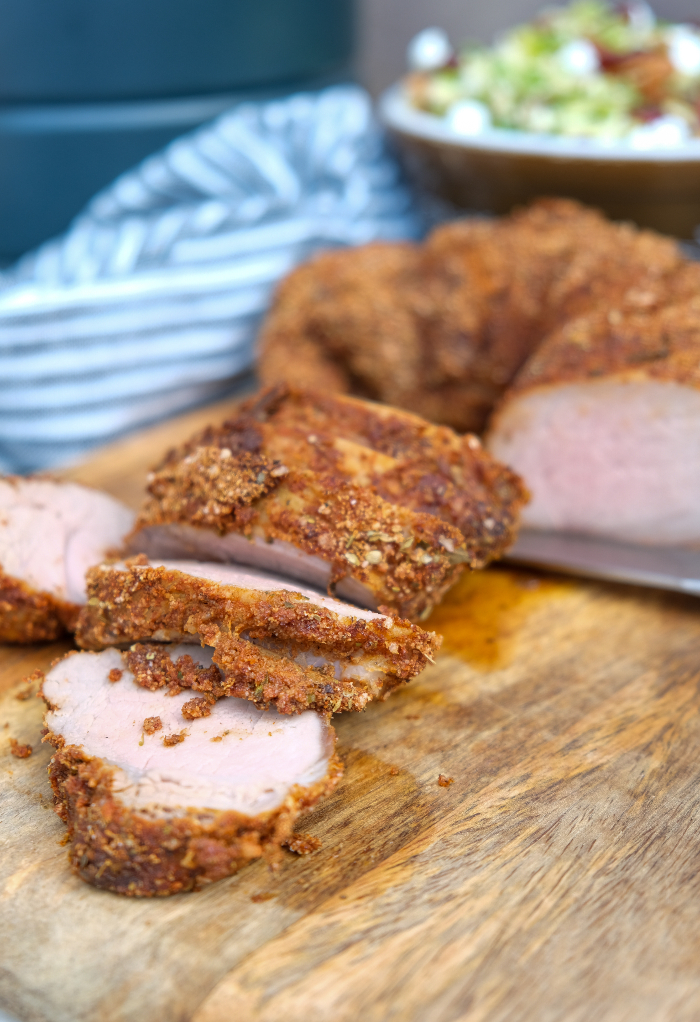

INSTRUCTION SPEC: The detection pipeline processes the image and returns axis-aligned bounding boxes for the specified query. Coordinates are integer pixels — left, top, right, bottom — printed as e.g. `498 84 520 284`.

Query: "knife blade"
504 530 700 596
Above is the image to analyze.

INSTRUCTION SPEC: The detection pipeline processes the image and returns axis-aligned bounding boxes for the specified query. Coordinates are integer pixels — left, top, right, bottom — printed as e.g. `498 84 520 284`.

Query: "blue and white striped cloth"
0 85 419 473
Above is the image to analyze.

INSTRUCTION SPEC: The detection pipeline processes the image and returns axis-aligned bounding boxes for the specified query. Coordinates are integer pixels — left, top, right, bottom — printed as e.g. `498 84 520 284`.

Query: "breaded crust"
498 279 700 398
124 637 402 715
257 199 683 432
130 384 527 618
44 735 342 897
75 562 441 675
235 384 527 558
0 570 78 643
134 453 469 621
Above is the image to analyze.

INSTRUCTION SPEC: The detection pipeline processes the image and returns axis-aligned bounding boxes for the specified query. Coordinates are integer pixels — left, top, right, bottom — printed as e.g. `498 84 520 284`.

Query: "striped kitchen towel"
0 84 418 473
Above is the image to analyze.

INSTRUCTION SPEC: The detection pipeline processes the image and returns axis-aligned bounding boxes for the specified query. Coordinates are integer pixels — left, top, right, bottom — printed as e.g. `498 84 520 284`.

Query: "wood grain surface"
3 402 700 1022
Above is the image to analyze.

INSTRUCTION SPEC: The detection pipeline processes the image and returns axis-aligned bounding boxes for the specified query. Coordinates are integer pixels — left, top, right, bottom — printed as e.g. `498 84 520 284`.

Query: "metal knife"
504 530 700 596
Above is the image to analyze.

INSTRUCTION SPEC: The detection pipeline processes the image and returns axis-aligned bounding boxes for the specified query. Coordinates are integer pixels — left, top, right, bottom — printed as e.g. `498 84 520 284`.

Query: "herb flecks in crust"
42 730 343 896
144 447 286 534
76 564 440 716
130 383 527 620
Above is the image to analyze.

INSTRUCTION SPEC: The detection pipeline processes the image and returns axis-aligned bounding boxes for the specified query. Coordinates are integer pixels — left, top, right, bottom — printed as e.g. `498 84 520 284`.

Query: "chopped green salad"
406 1 700 144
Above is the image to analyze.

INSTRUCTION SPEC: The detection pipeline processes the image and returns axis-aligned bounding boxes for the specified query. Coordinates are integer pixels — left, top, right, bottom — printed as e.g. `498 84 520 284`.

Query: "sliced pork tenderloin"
42 646 341 895
130 450 465 621
0 478 134 643
487 298 700 545
127 385 526 620
75 559 440 714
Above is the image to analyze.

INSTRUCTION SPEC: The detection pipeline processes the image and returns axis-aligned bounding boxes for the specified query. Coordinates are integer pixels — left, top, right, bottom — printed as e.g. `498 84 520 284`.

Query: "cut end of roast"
488 379 700 545
42 647 341 894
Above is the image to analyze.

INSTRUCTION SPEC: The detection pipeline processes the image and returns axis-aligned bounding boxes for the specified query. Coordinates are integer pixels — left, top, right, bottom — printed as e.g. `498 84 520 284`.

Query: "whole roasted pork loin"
257 200 681 434
76 559 440 715
257 199 700 547
0 478 134 642
487 295 700 545
127 385 527 620
42 646 341 895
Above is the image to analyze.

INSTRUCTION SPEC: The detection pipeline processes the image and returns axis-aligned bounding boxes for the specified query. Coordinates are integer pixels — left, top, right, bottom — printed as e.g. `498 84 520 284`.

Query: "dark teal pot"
0 0 355 259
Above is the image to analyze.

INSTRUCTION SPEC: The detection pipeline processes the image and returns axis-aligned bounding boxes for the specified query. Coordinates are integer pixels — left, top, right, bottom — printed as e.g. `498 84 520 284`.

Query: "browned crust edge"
125 638 402 716
44 734 343 897
0 569 79 644
498 299 700 399
131 455 468 621
130 384 527 608
75 564 441 678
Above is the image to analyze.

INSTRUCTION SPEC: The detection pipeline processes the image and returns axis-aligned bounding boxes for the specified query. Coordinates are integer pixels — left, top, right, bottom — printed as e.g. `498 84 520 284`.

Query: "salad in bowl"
404 1 700 149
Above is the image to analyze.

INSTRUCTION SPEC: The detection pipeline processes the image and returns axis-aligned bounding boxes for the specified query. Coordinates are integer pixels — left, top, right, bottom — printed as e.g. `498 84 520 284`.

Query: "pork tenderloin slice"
75 560 440 712
487 378 700 545
129 523 373 608
0 477 134 642
129 452 468 621
232 384 526 558
42 647 341 895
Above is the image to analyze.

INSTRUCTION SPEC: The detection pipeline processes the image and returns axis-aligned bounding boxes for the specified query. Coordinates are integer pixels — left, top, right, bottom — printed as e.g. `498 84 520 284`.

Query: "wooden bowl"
379 84 700 239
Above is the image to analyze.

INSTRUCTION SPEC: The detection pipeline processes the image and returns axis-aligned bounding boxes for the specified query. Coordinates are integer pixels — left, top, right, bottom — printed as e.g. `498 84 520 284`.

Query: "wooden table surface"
3 399 700 1022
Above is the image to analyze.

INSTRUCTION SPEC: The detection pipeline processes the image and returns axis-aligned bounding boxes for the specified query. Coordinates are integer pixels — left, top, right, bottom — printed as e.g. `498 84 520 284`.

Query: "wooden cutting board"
3 398 700 1022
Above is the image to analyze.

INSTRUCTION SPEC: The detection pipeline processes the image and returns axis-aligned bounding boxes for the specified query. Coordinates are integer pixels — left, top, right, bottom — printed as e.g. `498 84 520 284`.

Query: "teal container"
0 0 355 259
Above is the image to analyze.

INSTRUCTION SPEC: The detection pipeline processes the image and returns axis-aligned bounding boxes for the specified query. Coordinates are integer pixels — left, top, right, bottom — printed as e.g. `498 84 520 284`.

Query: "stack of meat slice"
76 559 440 716
18 387 524 896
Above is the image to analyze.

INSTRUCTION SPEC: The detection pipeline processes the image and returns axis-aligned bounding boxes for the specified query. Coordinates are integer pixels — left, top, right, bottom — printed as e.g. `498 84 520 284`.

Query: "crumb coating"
124 636 402 716
0 569 79 643
257 199 683 432
502 268 700 396
44 734 342 896
132 383 526 618
75 563 440 701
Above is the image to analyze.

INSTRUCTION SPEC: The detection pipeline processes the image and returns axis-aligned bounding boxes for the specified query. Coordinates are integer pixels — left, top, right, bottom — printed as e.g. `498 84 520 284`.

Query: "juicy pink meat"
487 379 700 545
130 523 379 609
43 646 336 815
0 478 134 603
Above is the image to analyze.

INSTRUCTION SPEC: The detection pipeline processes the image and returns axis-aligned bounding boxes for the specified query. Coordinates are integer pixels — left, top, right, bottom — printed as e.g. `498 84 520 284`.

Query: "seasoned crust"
257 241 423 408
236 384 527 559
124 637 402 716
257 199 683 433
0 569 79 643
498 280 700 398
131 384 527 618
135 459 468 621
45 737 343 896
75 562 440 677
